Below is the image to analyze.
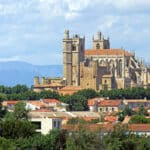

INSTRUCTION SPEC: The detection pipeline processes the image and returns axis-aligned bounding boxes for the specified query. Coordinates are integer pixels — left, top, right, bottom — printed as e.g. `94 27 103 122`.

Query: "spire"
64 30 69 39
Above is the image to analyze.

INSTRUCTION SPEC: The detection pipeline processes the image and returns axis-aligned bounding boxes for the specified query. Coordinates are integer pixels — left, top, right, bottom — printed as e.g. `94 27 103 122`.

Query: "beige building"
63 30 150 90
33 76 65 92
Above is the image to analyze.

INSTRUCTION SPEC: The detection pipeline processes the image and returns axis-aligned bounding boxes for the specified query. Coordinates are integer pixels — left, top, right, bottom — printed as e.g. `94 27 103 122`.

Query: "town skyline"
0 0 150 65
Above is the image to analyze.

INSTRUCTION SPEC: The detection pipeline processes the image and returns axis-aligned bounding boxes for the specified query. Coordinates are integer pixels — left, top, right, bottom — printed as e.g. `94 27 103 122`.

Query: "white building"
30 117 62 135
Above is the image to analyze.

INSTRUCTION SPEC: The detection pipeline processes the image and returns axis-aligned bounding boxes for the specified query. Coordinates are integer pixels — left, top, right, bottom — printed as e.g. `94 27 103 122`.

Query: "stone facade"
63 30 85 86
63 30 150 90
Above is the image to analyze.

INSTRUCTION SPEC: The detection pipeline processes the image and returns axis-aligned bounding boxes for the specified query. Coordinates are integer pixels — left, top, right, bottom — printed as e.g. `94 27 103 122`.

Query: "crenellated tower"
63 30 85 86
93 32 110 49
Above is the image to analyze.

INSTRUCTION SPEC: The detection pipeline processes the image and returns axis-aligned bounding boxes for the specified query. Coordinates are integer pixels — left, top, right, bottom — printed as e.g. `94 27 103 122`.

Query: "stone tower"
93 32 110 49
63 30 85 86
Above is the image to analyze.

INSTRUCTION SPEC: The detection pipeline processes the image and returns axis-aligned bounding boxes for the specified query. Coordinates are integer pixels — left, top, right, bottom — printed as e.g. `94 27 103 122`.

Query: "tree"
1 119 35 139
129 115 150 124
66 126 104 150
0 137 16 150
138 105 148 116
14 102 28 120
0 93 7 102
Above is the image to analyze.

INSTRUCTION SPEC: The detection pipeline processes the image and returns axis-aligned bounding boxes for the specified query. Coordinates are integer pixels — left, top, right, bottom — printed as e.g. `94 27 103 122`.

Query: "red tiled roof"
104 116 118 122
43 99 60 104
129 124 150 132
98 100 122 107
58 86 83 95
85 49 133 56
2 100 20 106
27 101 48 107
87 98 101 106
63 123 150 132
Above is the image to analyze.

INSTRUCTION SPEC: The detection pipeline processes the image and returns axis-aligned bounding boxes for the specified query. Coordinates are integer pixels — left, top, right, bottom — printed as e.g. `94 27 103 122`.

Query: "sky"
0 0 150 65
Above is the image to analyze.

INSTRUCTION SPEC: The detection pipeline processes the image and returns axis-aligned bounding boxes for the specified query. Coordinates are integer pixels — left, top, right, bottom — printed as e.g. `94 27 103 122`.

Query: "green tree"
1 119 35 139
14 102 28 120
0 93 7 102
130 115 150 124
138 105 148 116
0 137 16 150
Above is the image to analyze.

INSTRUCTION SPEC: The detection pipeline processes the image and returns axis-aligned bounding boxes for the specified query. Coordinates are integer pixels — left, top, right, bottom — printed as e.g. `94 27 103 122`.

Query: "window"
32 121 41 129
72 45 76 51
96 43 100 49
99 108 102 112
57 121 61 128
112 107 114 111
53 120 57 128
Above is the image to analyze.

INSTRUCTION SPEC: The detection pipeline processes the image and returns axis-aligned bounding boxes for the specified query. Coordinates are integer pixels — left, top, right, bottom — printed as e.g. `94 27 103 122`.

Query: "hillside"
0 61 62 87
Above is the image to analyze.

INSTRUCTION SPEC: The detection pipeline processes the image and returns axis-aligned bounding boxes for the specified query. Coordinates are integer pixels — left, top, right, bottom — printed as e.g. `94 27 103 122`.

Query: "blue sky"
0 0 150 65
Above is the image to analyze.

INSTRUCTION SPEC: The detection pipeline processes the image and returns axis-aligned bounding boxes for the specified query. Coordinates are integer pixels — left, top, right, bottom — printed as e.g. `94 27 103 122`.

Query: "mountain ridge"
0 61 62 87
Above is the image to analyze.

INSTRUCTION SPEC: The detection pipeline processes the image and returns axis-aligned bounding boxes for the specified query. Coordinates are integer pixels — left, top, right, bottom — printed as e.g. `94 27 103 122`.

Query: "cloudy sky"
0 0 150 65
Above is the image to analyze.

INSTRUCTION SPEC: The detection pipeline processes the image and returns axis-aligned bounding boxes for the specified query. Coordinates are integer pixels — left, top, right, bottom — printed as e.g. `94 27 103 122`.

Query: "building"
58 85 83 95
29 117 62 135
123 99 150 109
63 30 150 90
33 77 65 92
98 100 124 113
28 111 100 125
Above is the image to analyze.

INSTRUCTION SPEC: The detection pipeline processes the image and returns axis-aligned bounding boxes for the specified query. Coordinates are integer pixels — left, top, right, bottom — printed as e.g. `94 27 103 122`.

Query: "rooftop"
85 49 134 57
98 100 122 107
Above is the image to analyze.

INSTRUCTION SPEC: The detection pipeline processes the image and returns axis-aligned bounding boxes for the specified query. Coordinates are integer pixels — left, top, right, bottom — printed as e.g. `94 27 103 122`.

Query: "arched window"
96 43 100 49
72 45 76 51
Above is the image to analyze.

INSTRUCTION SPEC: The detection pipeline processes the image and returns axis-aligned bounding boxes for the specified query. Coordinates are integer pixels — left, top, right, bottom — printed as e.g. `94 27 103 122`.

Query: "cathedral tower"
93 32 110 49
63 30 85 86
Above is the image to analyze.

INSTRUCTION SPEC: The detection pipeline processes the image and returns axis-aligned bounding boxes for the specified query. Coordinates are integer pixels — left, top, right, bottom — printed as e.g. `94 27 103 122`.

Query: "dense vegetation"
0 85 150 149
1 85 150 112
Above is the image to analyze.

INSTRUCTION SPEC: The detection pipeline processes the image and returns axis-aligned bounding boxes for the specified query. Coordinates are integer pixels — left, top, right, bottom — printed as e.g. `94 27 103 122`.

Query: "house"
28 111 100 125
42 99 68 112
123 99 150 109
30 117 62 135
88 97 105 112
2 100 20 111
98 100 124 113
62 123 150 136
129 124 150 136
25 101 49 111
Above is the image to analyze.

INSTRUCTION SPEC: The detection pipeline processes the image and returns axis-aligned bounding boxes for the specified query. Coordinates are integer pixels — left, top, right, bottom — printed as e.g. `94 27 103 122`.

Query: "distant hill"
0 61 62 87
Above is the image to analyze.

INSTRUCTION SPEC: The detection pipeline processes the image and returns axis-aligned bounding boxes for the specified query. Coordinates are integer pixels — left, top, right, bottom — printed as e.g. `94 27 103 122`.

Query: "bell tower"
63 30 85 86
93 32 110 49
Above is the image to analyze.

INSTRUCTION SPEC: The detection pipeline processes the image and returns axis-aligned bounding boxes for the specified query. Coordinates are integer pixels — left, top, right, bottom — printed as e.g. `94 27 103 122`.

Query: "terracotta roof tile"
98 100 122 107
43 99 60 104
85 49 133 56
129 124 150 132
104 116 118 122
27 101 48 107
58 86 83 95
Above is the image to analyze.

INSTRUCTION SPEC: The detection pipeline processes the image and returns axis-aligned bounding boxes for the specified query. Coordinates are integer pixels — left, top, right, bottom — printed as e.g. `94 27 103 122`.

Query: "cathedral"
63 30 150 91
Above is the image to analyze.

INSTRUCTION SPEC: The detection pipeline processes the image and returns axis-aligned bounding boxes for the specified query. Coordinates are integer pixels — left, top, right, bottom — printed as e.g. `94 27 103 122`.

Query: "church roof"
85 49 134 56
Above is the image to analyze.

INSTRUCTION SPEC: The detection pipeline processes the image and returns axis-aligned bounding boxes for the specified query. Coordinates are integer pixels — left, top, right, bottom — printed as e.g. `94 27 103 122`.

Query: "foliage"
13 102 28 120
129 115 150 124
0 93 7 102
15 129 66 150
138 105 148 116
118 106 135 122
1 119 35 139
66 127 103 150
0 137 16 150
67 117 100 124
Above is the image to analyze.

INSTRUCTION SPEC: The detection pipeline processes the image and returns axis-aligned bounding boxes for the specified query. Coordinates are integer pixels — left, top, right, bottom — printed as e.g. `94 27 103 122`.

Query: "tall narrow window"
96 43 100 49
